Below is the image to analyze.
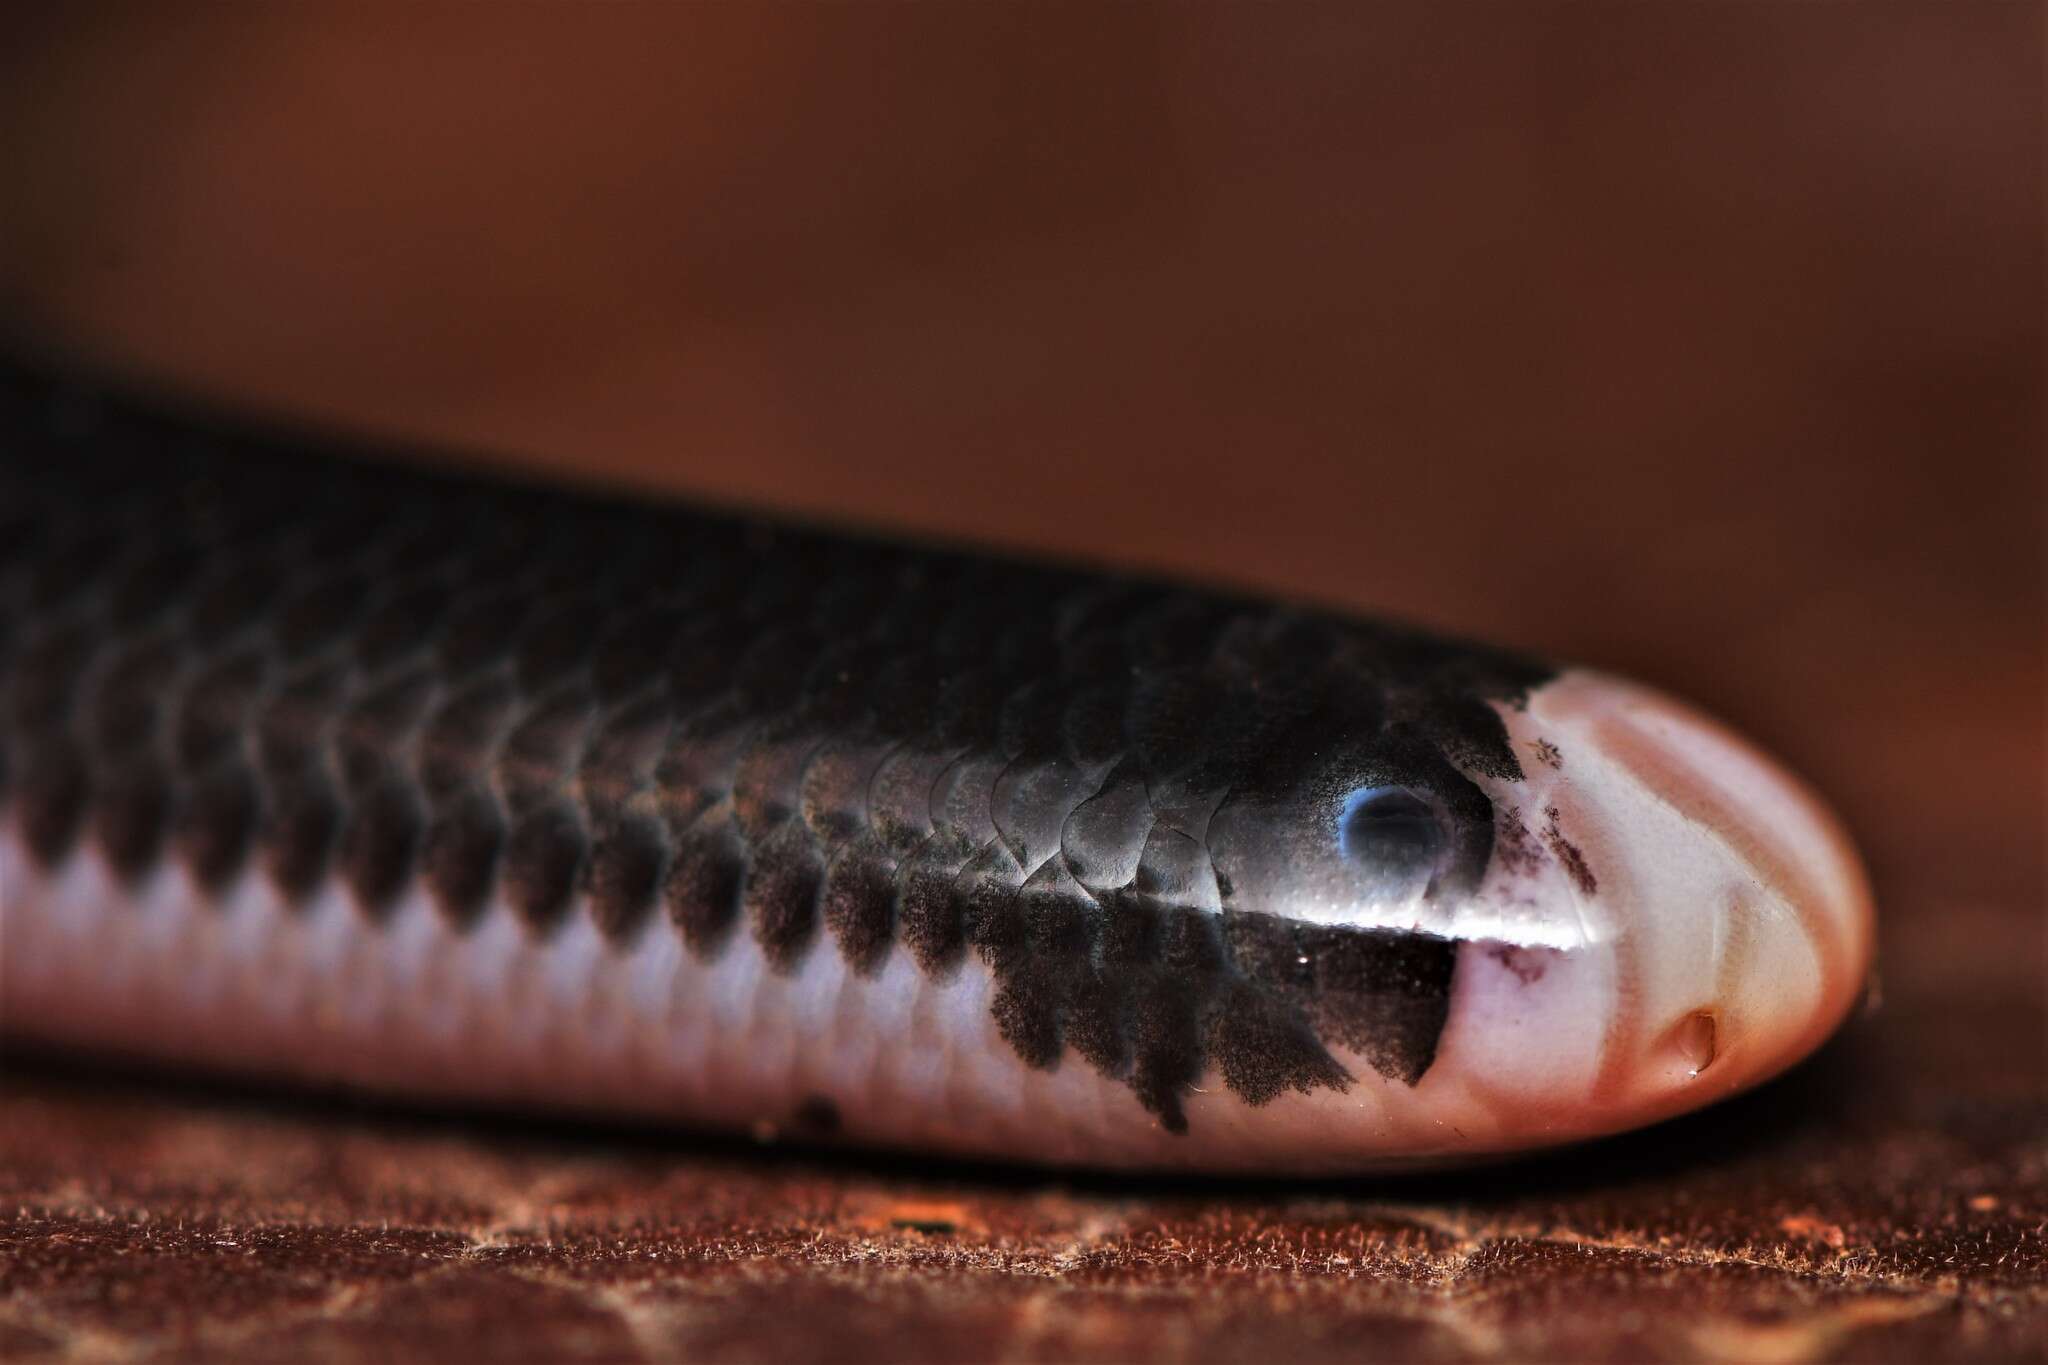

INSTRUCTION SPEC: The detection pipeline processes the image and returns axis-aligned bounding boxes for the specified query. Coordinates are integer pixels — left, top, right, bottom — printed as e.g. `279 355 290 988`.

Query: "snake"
0 362 1873 1172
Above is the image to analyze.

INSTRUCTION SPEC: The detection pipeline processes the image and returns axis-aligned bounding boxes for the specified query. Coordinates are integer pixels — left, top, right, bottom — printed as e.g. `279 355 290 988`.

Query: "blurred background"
0 0 2038 1064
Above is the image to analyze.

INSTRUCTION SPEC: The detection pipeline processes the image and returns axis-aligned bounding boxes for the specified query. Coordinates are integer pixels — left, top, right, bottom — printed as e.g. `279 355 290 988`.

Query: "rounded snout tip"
1518 669 1876 1117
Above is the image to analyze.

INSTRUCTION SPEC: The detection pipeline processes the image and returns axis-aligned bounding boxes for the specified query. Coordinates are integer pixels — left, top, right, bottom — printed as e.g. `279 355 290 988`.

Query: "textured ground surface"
1 4 2042 1361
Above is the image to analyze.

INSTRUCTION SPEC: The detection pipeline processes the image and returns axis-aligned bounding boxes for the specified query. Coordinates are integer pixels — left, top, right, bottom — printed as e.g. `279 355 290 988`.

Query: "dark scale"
0 363 1554 1132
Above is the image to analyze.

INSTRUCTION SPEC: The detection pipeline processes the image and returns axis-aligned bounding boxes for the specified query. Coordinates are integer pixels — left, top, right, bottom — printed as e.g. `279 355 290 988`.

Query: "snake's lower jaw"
1427 670 1875 1152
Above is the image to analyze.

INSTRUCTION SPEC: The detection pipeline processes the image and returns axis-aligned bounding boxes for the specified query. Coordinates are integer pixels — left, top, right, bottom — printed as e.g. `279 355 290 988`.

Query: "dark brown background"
1 5 2041 1361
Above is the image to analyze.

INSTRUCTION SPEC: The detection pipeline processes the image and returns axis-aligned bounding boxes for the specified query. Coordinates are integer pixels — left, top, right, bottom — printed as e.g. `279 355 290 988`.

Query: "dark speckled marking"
423 787 504 928
0 363 1557 1132
1223 913 1455 1087
1207 980 1353 1108
176 763 259 891
1493 805 1546 878
1488 943 1550 985
896 841 976 974
13 745 86 868
1544 805 1599 896
341 772 424 917
746 823 826 970
504 801 587 933
587 814 666 944
93 762 170 883
821 840 898 976
666 824 746 953
1294 923 1456 1085
263 773 342 904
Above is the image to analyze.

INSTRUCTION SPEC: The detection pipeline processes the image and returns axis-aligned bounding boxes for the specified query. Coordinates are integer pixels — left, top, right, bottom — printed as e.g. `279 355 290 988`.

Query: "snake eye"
1337 786 1444 896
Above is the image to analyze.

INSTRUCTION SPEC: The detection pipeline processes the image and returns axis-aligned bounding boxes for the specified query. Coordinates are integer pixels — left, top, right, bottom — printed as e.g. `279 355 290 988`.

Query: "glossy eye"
1337 786 1443 896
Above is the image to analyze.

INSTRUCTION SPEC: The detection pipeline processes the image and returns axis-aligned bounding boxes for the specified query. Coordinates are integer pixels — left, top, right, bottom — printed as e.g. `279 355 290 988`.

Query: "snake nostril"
1663 1009 1720 1078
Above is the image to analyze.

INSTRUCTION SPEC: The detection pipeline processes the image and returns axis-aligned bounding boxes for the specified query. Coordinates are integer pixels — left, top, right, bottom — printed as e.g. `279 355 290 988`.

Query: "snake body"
0 366 1874 1170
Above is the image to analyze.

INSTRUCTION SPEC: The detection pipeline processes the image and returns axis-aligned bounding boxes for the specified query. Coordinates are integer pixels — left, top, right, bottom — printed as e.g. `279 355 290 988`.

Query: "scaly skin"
0 366 1873 1171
